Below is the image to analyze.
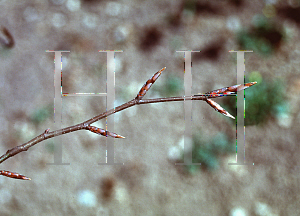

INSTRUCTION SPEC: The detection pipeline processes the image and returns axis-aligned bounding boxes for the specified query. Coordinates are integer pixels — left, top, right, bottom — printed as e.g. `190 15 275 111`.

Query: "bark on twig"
0 67 257 180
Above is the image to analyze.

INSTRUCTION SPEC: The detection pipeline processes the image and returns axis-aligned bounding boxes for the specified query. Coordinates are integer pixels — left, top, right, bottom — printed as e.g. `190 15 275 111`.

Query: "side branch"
0 95 226 165
0 66 257 180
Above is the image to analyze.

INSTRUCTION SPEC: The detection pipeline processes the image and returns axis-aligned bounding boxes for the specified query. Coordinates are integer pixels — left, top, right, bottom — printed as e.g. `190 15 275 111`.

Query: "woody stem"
0 93 227 165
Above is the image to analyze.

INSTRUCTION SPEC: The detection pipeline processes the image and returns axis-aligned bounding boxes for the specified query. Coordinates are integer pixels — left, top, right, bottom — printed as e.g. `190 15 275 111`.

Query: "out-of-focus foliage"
237 16 284 56
224 71 286 126
30 104 53 125
185 132 235 173
155 74 184 97
45 141 55 154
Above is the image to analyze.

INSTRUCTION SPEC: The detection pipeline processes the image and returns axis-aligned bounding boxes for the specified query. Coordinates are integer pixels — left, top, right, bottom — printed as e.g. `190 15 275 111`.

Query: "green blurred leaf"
156 74 184 97
31 105 52 125
182 132 234 173
237 16 283 56
225 75 286 126
45 141 55 153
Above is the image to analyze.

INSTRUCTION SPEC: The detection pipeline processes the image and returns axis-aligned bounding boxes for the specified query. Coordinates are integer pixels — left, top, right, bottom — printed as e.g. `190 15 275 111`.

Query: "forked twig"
0 67 257 180
197 81 257 119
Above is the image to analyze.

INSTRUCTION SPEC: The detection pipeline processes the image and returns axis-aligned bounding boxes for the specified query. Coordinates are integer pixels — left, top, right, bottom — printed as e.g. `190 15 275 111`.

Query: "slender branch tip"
0 67 259 180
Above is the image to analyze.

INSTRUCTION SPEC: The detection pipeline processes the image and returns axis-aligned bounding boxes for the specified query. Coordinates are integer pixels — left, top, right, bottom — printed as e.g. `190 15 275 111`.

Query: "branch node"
43 128 50 138
0 68 258 180
135 98 141 105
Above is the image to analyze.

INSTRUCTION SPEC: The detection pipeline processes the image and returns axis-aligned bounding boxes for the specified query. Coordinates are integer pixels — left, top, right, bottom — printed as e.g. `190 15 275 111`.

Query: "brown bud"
87 126 125 138
196 82 258 98
205 99 235 119
0 170 31 180
136 67 166 100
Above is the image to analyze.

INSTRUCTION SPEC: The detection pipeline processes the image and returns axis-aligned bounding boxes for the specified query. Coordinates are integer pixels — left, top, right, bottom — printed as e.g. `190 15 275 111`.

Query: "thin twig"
0 67 257 180
0 95 219 165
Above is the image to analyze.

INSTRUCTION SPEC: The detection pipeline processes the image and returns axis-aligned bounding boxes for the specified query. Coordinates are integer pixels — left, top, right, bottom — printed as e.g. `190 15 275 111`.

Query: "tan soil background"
0 0 300 215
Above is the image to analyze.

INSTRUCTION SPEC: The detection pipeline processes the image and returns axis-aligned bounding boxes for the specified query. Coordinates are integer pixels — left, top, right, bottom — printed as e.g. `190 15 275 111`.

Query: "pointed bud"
136 67 166 100
205 99 235 119
87 126 125 138
0 170 31 180
196 81 258 98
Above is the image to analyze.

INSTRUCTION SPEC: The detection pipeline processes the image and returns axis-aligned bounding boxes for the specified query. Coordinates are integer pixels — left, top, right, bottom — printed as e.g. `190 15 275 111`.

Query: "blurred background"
0 0 299 215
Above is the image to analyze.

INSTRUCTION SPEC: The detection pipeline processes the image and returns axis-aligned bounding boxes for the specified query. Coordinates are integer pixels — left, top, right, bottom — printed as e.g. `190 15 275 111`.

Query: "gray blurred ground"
0 0 300 215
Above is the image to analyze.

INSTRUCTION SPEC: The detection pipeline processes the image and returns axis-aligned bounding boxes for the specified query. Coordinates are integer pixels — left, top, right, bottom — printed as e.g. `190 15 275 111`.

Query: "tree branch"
0 67 257 180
